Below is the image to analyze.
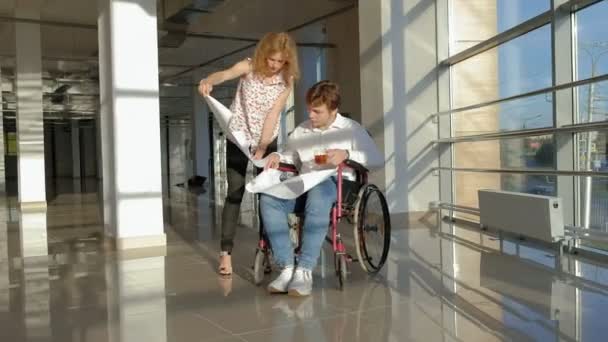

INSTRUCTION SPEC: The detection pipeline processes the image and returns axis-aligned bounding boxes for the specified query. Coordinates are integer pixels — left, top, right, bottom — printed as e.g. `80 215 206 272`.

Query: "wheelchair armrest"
278 162 298 174
342 159 369 174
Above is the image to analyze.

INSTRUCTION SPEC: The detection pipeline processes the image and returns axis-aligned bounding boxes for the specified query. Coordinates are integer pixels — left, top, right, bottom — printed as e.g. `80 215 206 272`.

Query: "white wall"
359 0 440 214
325 7 361 122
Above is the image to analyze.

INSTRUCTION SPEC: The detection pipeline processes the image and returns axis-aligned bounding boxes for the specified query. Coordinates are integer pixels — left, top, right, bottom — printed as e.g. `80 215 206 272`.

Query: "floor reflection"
2 182 608 341
19 208 48 258
106 256 167 342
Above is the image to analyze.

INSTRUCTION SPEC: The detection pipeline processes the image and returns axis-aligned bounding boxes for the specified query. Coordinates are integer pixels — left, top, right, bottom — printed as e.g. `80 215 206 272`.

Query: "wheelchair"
252 159 391 289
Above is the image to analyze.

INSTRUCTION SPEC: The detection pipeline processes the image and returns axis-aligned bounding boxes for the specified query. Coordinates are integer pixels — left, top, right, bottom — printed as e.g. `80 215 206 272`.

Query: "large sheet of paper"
204 95 267 168
205 95 338 199
246 168 337 199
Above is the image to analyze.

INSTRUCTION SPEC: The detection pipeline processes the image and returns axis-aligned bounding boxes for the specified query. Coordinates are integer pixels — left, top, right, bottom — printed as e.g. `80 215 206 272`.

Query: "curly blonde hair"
251 32 300 81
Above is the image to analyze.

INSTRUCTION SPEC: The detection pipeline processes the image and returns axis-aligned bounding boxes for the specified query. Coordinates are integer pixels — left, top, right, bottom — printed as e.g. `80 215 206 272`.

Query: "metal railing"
437 202 608 243
434 167 608 178
431 73 608 120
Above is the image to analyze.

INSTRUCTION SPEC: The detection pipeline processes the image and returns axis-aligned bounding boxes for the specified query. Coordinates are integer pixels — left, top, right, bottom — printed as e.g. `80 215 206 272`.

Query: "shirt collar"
304 113 347 133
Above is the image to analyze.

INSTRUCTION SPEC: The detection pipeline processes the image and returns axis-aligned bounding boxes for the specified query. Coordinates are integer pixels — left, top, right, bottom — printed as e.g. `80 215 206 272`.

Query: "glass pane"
580 259 608 341
576 131 608 244
575 0 608 81
575 79 608 124
452 25 552 108
455 135 555 170
575 1 608 124
451 0 551 55
453 94 553 137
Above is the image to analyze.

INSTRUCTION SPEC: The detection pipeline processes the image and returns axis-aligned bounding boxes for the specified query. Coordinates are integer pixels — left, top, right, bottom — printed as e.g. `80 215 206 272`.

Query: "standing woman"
198 32 300 276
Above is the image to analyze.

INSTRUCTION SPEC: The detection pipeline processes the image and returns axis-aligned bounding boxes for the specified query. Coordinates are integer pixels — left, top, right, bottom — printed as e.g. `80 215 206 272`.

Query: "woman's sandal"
218 251 232 276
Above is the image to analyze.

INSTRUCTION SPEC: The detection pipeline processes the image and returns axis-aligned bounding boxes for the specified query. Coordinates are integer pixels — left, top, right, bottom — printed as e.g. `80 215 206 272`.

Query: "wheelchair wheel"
253 249 270 285
353 184 391 273
335 253 348 290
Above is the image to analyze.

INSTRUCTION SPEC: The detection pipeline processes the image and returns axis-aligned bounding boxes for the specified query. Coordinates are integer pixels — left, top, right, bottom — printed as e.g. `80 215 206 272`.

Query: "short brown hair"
306 80 341 111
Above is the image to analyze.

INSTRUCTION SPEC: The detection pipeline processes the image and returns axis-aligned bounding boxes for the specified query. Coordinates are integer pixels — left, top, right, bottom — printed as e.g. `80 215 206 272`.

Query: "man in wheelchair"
261 80 383 296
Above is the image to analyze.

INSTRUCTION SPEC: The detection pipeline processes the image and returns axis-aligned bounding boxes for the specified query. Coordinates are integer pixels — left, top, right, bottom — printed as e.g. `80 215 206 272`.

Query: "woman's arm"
198 59 251 96
253 78 294 159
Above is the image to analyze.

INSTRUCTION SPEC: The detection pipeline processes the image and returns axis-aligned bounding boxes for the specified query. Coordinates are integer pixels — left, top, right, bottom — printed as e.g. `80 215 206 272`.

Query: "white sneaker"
288 267 313 297
267 265 294 294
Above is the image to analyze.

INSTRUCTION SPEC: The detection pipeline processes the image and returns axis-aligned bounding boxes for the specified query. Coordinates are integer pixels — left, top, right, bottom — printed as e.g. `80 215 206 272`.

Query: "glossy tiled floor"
1 179 608 341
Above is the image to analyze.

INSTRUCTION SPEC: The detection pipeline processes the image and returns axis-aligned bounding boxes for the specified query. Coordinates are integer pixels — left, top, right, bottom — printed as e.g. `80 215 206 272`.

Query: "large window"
574 2 608 252
450 0 551 55
440 1 608 340
452 26 552 108
448 7 554 223
444 0 608 251
452 95 553 138
453 136 557 213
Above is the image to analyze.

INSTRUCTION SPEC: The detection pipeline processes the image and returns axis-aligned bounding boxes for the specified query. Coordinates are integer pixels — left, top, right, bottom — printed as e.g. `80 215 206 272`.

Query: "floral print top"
229 65 286 148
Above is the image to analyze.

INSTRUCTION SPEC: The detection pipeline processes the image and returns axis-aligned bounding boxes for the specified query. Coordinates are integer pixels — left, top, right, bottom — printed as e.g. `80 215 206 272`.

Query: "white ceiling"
0 0 356 117
0 0 352 71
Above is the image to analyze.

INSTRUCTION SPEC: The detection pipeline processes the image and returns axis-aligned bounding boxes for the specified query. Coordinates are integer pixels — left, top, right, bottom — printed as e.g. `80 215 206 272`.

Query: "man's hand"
326 149 349 166
264 153 281 170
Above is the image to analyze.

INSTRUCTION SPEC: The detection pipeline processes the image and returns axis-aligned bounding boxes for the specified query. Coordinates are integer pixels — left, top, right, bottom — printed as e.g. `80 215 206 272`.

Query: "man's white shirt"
275 113 384 179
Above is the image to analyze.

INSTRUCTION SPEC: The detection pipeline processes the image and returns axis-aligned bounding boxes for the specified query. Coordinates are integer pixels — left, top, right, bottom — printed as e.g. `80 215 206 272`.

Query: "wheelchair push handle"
340 159 369 174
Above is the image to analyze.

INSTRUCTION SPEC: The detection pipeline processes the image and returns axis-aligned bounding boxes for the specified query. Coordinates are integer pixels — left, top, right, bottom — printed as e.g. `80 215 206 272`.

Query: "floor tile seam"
340 302 394 315
230 311 351 337
192 311 238 336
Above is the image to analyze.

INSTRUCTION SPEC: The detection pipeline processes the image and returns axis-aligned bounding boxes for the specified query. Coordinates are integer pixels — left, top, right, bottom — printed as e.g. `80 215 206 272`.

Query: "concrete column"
358 0 440 216
71 120 81 179
71 120 82 193
0 204 8 311
191 71 210 180
98 0 165 249
0 65 5 193
160 119 169 197
15 2 46 207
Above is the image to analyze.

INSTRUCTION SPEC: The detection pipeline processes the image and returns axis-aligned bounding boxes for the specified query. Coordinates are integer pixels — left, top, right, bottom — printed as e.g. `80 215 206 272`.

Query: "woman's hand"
198 78 213 97
252 145 267 160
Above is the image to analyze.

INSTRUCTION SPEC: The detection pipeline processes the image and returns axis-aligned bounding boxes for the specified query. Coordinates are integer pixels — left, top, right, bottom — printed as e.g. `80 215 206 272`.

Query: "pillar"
98 0 165 249
71 119 81 179
15 2 46 207
0 65 5 193
71 119 82 193
191 70 211 180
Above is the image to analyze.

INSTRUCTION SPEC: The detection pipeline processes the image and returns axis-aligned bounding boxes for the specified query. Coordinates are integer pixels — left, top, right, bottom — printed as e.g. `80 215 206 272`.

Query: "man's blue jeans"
259 177 337 270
